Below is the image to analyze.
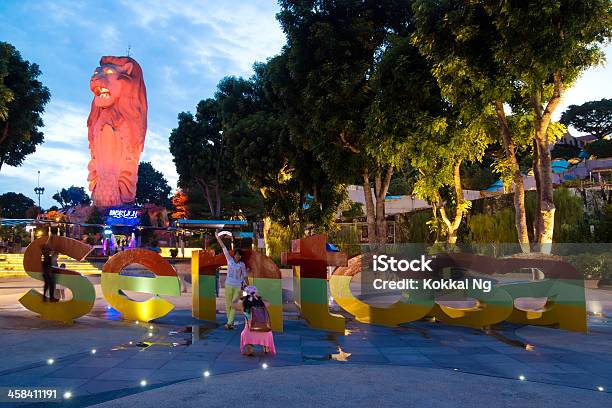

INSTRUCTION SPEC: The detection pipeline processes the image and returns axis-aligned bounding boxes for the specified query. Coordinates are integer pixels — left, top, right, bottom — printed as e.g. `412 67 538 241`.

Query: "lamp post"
34 170 45 210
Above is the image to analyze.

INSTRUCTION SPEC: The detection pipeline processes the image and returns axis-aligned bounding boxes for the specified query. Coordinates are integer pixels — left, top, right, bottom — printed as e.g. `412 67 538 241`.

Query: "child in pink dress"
234 285 276 356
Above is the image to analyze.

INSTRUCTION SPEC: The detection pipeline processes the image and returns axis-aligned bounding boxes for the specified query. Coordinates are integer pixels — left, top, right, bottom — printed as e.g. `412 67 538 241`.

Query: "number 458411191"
7 389 57 400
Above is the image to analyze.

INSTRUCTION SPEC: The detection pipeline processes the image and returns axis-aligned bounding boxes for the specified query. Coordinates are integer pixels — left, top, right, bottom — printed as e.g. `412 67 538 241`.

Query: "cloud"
1 100 90 206
140 126 179 190
0 98 179 207
121 0 285 77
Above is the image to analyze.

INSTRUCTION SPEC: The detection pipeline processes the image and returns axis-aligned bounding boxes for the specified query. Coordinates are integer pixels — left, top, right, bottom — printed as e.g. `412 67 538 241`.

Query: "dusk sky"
0 0 610 208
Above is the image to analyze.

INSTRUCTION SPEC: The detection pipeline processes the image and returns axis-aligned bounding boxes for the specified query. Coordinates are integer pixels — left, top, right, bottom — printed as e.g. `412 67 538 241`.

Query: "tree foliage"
170 190 189 220
52 186 91 208
136 162 172 207
585 139 612 159
169 99 229 217
412 0 612 246
0 192 35 218
276 0 430 244
222 58 346 232
0 42 50 171
561 98 612 139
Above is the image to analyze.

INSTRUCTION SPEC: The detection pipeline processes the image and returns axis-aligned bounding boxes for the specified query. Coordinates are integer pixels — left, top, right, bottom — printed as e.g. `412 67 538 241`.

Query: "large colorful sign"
19 235 588 334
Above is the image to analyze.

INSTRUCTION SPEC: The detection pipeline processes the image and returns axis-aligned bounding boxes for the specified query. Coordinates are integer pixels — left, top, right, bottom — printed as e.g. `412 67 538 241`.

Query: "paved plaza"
0 277 611 407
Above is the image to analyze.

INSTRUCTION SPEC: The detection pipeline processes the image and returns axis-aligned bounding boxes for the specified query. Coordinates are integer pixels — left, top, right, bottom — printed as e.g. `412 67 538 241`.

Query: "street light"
34 170 45 210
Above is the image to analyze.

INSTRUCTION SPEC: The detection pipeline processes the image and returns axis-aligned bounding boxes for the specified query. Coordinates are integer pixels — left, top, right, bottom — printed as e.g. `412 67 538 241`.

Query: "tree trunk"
531 72 563 250
534 134 555 248
214 181 221 218
493 101 529 252
437 160 465 245
262 215 272 257
196 178 216 217
374 167 393 246
438 161 465 245
532 138 542 241
362 169 377 247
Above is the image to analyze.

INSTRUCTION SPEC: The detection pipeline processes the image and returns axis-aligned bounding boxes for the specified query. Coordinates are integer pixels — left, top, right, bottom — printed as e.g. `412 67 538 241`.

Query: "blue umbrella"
485 180 504 191
551 159 570 173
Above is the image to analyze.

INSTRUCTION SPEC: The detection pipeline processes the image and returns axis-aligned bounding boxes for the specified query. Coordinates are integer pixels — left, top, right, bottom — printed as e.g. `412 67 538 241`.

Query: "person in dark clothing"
41 245 57 302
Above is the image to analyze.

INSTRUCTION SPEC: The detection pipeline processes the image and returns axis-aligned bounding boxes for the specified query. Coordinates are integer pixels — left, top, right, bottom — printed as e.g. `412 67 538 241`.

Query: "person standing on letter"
41 245 57 302
215 231 248 330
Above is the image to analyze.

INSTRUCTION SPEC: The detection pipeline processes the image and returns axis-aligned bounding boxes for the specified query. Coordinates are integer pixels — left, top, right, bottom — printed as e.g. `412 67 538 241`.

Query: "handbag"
249 305 272 332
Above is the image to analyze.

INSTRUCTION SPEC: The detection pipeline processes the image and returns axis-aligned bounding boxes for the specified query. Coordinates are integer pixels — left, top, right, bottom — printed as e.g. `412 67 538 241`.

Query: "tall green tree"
413 0 531 247
0 192 35 218
52 186 91 208
367 36 491 244
169 99 230 217
222 57 346 237
413 0 612 247
502 1 611 245
277 0 414 246
136 162 172 207
0 42 50 171
561 98 612 140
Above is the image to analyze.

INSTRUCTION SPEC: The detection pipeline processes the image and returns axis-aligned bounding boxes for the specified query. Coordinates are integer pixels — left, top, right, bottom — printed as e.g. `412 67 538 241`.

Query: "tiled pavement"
0 312 610 406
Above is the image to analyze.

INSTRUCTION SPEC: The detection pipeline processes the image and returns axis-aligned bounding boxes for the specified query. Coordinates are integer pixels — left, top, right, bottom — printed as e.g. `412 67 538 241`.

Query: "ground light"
148 332 153 337
63 391 72 399
262 363 268 369
203 371 210 378
91 349 97 355
597 386 604 392
140 380 147 387
518 375 526 381
47 358 54 365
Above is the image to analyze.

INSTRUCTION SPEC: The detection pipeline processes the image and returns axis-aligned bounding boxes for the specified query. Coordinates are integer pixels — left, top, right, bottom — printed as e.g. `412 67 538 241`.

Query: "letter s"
377 255 388 272
19 236 95 324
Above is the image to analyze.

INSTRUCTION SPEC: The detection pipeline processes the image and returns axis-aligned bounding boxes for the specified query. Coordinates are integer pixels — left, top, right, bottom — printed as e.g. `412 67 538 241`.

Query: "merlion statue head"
86 56 147 207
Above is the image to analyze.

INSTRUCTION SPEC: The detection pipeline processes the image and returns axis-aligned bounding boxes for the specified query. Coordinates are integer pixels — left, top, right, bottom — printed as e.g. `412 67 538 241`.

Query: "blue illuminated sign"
105 206 142 226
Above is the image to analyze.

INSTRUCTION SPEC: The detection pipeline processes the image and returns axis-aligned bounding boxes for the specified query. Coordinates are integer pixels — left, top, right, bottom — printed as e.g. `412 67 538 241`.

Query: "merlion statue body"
87 56 147 207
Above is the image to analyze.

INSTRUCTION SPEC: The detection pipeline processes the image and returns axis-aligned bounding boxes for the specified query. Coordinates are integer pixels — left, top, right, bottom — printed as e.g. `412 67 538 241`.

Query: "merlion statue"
87 56 147 207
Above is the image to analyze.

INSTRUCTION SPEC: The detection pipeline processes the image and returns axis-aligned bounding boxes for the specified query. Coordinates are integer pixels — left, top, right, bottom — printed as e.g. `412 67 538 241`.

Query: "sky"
0 0 285 207
0 0 611 208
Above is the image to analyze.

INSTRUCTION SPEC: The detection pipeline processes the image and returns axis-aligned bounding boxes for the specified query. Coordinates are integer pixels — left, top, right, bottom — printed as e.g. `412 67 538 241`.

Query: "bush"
341 202 364 219
328 225 361 257
552 188 590 242
467 209 518 244
266 222 293 265
525 187 590 243
395 210 436 243
565 252 612 280
595 204 612 243
585 139 612 158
